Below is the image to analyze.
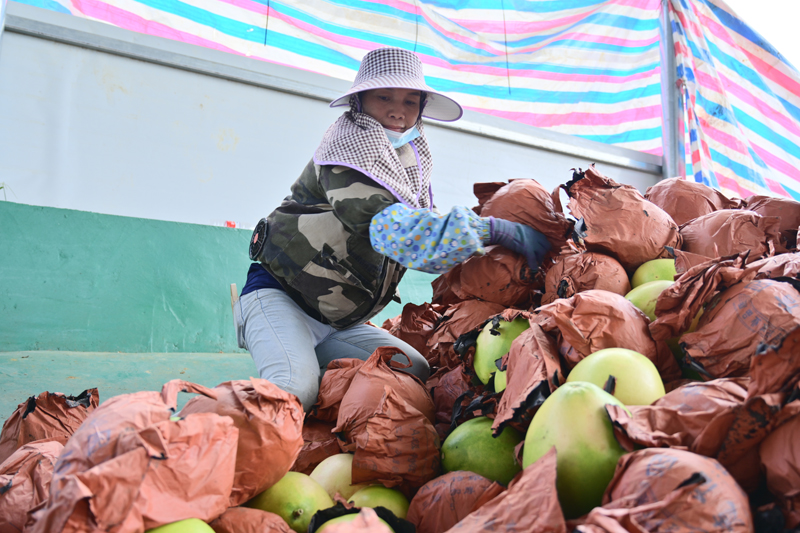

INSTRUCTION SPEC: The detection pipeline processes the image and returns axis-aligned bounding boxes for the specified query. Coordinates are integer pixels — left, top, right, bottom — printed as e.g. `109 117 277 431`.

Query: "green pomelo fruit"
522 382 629 519
474 317 530 387
146 519 214 533
441 416 523 485
245 472 334 533
566 347 665 405
349 485 409 519
625 280 674 322
317 513 394 532
310 453 370 500
630 259 677 288
494 368 507 393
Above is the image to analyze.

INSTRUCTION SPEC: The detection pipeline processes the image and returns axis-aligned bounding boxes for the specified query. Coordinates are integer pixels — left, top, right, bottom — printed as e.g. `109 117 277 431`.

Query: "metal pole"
659 0 683 180
0 0 8 48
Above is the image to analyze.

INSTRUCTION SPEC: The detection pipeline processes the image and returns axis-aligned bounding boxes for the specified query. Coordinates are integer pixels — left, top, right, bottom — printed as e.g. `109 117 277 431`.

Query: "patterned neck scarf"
313 97 433 209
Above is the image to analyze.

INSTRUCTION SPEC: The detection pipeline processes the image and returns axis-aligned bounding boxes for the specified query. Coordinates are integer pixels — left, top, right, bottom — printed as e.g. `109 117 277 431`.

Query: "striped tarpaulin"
671 0 800 200
15 0 665 155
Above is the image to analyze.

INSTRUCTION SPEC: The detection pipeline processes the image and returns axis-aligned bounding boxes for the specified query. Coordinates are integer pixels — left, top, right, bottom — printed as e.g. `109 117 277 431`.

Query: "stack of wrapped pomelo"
2 166 799 533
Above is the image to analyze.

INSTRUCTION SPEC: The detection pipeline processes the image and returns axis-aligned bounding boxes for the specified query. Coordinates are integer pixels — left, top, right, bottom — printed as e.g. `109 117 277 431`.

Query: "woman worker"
236 47 550 411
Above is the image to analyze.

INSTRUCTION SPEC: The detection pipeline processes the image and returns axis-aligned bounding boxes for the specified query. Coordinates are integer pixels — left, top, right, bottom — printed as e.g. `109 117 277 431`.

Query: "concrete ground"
0 351 258 423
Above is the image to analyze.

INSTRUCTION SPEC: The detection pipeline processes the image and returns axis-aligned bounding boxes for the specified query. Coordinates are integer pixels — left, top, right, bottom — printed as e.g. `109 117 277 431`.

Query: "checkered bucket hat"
329 47 463 122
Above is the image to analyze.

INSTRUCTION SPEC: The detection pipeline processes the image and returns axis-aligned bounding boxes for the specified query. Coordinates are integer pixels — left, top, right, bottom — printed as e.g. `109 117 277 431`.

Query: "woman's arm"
369 203 492 273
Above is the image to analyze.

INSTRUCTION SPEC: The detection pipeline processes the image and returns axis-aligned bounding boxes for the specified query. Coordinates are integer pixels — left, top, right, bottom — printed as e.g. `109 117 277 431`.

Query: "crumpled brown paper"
0 439 63 533
29 413 238 532
480 178 574 251
312 359 366 423
471 182 507 215
575 448 753 533
0 388 98 464
29 380 238 532
681 279 800 380
563 166 681 272
492 323 562 437
535 290 681 382
406 471 505 533
748 251 800 281
351 385 441 496
644 177 742 226
425 300 506 369
542 251 631 305
649 253 754 343
209 507 292 533
444 447 566 532
760 411 800 528
745 194 800 250
607 378 749 450
290 419 340 475
426 366 471 439
748 325 800 398
459 245 540 308
383 303 444 363
178 378 305 507
335 347 435 451
679 209 780 260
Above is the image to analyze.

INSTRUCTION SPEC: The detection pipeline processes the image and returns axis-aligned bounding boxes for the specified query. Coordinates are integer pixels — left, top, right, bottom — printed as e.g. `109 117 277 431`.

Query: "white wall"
0 2 662 228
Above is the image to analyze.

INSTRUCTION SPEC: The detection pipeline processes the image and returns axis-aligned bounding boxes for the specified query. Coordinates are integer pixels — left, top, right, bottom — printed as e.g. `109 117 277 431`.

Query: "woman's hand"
488 217 551 271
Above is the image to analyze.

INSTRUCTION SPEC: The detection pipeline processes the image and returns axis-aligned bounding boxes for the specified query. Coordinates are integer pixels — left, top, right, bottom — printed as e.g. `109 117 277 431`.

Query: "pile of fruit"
1 166 799 533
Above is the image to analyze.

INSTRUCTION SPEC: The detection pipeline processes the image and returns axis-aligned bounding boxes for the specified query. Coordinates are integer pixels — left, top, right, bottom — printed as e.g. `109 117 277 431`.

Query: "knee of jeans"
257 368 320 412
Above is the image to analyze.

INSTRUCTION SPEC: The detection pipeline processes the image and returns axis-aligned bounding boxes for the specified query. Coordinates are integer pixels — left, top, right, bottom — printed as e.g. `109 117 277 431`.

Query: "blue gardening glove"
488 217 551 271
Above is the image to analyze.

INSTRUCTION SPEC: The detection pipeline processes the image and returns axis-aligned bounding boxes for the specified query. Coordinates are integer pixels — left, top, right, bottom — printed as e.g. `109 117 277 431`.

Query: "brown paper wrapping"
492 324 562 436
312 359 366 423
334 347 435 451
564 166 681 272
444 447 566 533
384 303 443 362
745 194 800 250
0 388 98 464
427 366 471 436
535 290 681 382
747 325 800 399
178 378 305 507
607 378 749 450
351 386 441 496
290 419 340 475
748 251 800 280
760 412 800 528
541 251 631 305
431 263 466 307
679 209 780 260
681 279 800 379
425 300 506 369
471 182 507 215
0 439 63 533
406 471 501 533
29 412 238 533
649 253 754 343
480 178 574 250
459 245 540 307
576 448 753 533
209 507 293 533
644 177 742 226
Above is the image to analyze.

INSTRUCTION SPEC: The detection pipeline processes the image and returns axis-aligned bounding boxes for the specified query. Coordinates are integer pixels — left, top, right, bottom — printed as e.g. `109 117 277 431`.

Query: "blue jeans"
234 288 430 411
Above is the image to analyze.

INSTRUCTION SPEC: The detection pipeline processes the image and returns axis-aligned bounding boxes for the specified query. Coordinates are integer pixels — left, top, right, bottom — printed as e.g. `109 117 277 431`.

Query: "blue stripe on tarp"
416 0 607 12
707 146 768 189
732 105 800 161
428 76 661 103
17 0 71 13
575 125 663 145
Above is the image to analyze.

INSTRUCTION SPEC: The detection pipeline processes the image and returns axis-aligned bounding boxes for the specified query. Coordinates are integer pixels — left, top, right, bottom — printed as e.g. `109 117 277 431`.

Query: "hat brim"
329 76 463 122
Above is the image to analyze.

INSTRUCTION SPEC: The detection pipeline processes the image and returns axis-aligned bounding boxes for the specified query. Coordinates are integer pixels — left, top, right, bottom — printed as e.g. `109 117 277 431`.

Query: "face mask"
384 125 421 149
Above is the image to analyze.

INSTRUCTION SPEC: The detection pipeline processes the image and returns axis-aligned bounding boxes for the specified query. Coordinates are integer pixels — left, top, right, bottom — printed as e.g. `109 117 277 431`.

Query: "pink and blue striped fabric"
671 0 800 200
17 0 665 155
15 0 800 199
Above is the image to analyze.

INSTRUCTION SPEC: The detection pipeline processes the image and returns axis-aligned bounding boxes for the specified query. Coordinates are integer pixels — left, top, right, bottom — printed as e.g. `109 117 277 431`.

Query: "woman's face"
360 88 422 132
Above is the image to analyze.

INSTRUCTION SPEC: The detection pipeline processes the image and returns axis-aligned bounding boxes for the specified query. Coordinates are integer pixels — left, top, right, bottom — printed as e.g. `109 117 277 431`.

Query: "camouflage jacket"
256 155 418 329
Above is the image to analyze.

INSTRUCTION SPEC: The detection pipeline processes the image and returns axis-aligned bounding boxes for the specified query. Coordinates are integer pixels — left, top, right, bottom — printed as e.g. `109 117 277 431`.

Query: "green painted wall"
0 202 436 353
